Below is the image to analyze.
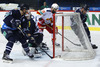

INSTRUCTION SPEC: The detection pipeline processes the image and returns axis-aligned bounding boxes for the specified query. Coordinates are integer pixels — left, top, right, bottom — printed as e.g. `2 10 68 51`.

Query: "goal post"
52 13 96 60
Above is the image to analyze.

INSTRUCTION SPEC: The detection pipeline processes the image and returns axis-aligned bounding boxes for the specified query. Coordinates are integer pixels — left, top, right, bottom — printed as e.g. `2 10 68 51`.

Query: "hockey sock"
5 37 15 55
19 39 29 53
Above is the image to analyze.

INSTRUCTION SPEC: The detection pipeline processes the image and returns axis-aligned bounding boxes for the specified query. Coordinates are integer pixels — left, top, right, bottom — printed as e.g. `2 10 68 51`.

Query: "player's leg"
37 24 49 49
19 37 34 58
51 34 60 46
28 33 44 57
28 42 42 58
33 33 49 50
46 24 60 46
83 23 98 49
1 29 15 62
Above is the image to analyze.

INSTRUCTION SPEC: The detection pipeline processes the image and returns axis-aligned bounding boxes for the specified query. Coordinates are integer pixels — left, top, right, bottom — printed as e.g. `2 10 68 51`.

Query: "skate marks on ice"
0 46 53 64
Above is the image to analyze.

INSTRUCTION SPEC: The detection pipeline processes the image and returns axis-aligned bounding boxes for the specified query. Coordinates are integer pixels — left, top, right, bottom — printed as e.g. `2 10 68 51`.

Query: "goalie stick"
45 24 81 46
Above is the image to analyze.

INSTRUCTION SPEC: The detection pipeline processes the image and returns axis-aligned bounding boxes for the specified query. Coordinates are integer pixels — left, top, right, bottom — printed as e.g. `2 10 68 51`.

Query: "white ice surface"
0 30 100 67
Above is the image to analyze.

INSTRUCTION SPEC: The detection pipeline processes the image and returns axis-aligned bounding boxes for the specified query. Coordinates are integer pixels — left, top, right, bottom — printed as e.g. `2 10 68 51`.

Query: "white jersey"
36 8 53 25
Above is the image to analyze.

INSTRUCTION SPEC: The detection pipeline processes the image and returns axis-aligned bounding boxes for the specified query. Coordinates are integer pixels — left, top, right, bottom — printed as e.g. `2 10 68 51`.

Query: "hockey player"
36 3 60 46
1 4 34 62
22 11 44 57
75 4 98 49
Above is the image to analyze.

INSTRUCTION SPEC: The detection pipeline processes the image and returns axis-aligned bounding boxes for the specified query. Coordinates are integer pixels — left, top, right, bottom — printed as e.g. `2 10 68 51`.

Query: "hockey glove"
33 33 43 44
22 28 30 34
39 18 43 21
28 36 35 44
12 19 21 29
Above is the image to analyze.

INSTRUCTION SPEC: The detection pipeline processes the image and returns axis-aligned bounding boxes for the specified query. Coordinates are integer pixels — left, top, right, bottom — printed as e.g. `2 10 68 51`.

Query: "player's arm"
3 10 21 29
37 17 46 29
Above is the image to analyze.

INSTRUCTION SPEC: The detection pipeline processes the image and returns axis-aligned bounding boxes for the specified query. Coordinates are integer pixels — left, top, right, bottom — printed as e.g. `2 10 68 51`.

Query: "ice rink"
0 29 100 67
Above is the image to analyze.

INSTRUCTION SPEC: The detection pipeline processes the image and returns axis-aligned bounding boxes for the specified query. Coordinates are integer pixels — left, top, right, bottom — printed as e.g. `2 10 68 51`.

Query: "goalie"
35 3 60 46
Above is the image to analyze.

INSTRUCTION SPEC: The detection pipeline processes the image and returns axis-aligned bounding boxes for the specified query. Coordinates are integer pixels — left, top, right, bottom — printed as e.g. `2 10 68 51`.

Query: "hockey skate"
55 42 60 46
26 52 34 58
2 53 13 63
91 44 98 49
52 41 60 46
30 47 42 58
41 42 49 50
22 48 34 58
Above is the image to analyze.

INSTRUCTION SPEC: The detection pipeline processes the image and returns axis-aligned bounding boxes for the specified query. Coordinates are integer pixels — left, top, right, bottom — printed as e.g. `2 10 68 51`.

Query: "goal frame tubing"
53 13 96 59
53 13 65 58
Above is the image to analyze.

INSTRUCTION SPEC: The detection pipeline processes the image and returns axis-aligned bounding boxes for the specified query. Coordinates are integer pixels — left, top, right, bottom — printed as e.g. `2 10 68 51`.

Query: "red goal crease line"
57 26 100 31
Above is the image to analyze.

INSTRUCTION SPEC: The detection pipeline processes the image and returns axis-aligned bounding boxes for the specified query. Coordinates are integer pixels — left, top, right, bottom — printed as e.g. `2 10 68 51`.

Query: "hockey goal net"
52 13 96 60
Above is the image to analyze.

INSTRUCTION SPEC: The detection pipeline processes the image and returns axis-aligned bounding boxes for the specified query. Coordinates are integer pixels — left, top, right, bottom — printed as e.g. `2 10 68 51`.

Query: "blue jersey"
75 9 87 23
2 23 16 30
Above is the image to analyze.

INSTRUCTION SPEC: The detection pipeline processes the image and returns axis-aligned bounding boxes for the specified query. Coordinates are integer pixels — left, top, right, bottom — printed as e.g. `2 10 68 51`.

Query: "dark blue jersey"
3 10 21 28
20 16 29 34
75 9 87 23
27 18 40 34
20 16 28 29
2 9 28 31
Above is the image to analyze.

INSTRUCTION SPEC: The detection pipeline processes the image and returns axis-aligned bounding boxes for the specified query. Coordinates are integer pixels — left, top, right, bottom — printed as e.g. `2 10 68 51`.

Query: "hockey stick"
39 45 63 59
17 27 54 59
57 32 81 46
45 24 81 46
39 45 53 59
17 27 25 36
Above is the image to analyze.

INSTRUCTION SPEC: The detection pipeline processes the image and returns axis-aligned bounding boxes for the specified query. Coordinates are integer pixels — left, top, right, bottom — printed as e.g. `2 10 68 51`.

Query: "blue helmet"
20 4 29 10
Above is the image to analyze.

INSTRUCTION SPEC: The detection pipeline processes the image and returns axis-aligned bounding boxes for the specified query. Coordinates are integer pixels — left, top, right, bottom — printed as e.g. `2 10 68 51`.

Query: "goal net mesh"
53 13 96 60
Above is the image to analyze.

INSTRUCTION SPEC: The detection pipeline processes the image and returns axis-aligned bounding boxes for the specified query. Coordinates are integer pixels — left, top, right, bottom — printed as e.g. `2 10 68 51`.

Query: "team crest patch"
3 31 7 37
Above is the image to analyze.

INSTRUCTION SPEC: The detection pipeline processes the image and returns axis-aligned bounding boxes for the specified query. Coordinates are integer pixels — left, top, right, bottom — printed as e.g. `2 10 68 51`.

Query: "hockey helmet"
51 3 59 10
25 10 31 19
20 4 29 10
82 4 89 11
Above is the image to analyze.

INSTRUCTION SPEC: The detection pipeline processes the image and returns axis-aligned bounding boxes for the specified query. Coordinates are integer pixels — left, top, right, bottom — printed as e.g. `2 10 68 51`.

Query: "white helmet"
51 3 59 10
